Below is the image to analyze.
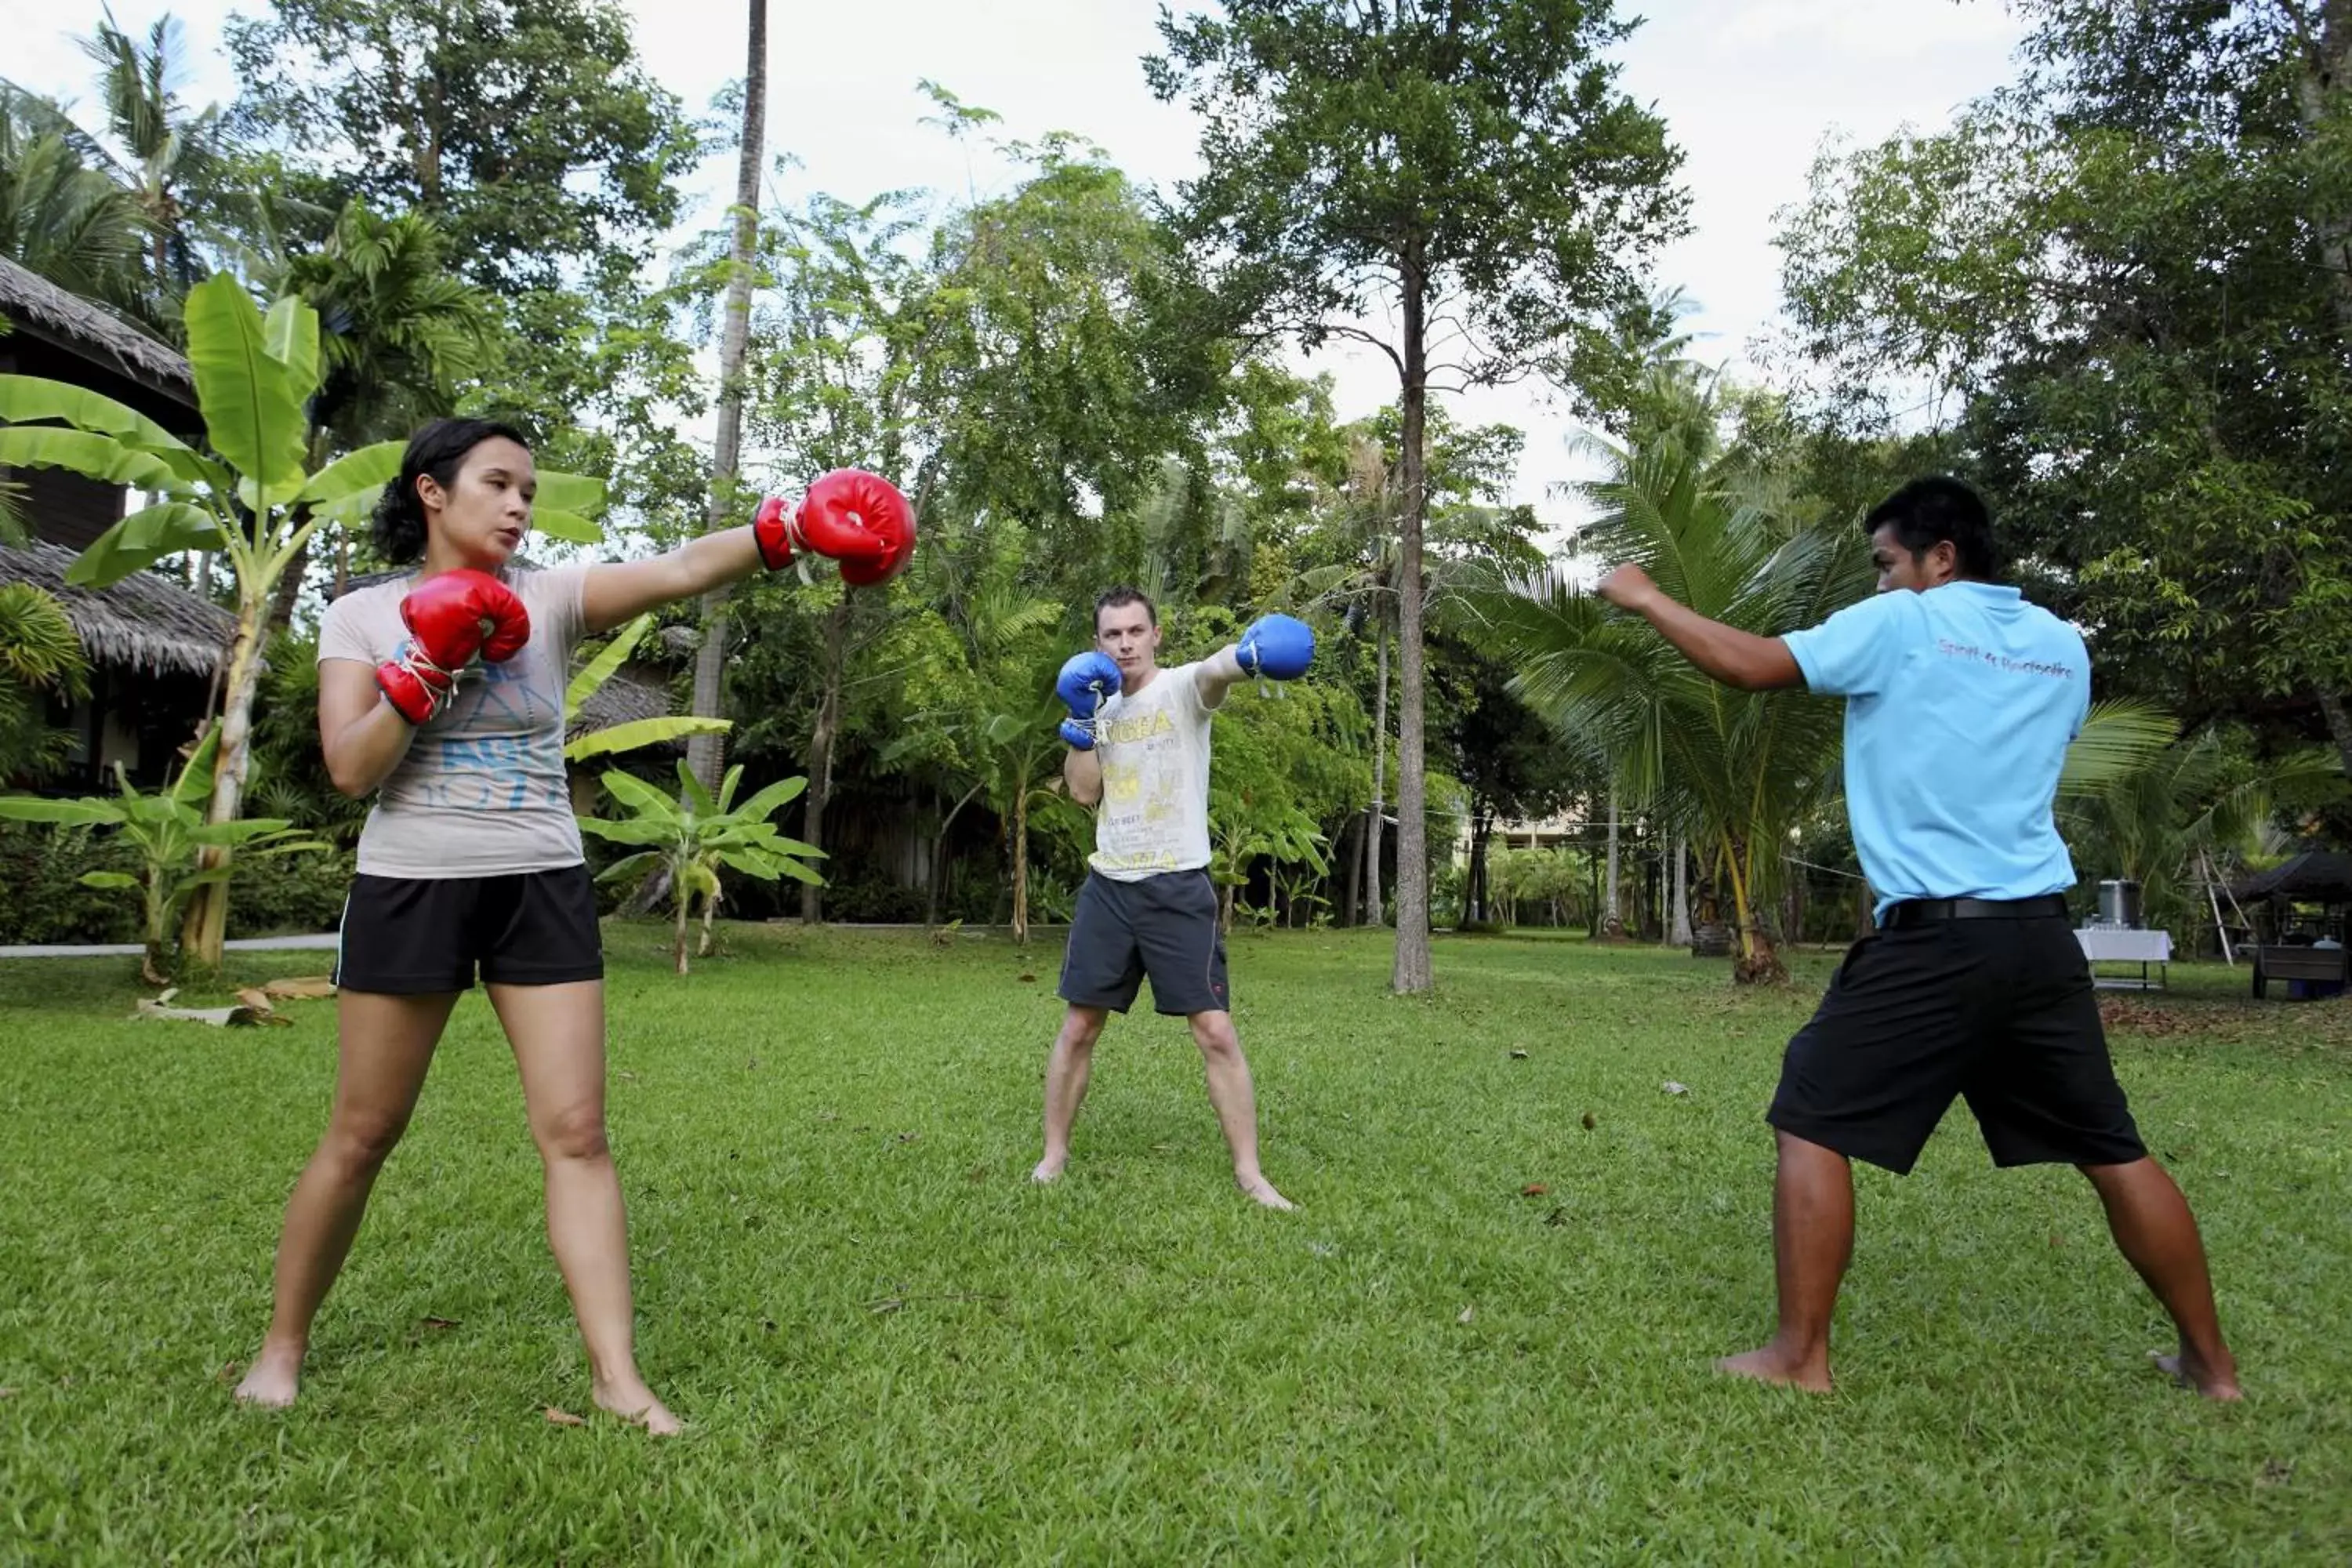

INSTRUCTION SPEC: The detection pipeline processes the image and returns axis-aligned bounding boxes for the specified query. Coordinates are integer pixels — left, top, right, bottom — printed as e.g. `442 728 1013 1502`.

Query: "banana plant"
0 724 328 983
578 760 823 975
0 272 606 967
562 613 731 763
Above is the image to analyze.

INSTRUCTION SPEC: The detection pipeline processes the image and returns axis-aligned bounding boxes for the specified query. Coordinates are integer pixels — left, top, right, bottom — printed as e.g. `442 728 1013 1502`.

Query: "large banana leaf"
733 774 808 826
0 376 221 492
564 716 731 762
599 769 681 822
298 440 405 506
536 471 605 514
532 506 604 545
263 295 323 404
183 275 309 511
65 503 227 587
0 795 124 826
564 615 652 720
0 426 184 492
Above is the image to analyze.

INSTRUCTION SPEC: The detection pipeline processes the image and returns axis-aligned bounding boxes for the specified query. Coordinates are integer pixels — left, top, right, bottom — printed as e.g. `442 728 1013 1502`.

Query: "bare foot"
593 1378 684 1436
1236 1174 1294 1211
2151 1347 2242 1401
1715 1346 1833 1394
232 1341 303 1409
1030 1156 1066 1184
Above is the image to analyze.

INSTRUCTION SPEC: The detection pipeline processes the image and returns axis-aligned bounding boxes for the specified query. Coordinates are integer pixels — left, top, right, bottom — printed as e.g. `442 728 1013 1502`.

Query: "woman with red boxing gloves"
234 416 911 1432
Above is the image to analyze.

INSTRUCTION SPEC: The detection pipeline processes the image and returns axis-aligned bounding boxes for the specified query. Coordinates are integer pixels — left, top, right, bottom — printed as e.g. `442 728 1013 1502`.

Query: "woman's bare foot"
2151 1346 2242 1401
593 1377 684 1436
1715 1345 1833 1394
232 1341 305 1409
1236 1173 1294 1210
1030 1156 1066 1184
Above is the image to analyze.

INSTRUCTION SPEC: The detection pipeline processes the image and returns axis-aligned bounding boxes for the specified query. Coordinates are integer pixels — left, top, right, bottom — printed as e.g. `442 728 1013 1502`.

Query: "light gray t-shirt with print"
1088 662 1217 881
318 564 589 879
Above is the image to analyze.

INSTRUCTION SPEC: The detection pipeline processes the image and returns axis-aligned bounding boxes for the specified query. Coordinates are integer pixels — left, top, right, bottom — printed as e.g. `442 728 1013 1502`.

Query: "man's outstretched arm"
1597 565 1805 692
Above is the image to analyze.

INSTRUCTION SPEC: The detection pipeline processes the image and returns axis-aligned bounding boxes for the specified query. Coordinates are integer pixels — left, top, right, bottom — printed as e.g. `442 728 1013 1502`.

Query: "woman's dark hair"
1863 475 2001 581
371 417 532 565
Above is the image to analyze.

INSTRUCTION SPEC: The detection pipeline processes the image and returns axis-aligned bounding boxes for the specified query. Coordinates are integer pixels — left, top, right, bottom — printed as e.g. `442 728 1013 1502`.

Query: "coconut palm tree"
73 8 230 294
0 93 154 320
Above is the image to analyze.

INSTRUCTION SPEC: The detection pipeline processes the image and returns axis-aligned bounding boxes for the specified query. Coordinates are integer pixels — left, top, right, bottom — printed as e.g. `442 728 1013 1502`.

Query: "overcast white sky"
13 0 2026 529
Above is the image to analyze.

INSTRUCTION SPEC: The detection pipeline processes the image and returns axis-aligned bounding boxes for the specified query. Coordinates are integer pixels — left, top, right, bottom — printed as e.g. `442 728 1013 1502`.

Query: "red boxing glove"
753 469 915 586
376 568 531 724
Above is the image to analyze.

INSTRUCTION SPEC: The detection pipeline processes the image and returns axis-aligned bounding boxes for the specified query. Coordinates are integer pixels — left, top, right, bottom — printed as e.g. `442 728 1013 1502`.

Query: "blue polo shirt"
1781 582 2088 924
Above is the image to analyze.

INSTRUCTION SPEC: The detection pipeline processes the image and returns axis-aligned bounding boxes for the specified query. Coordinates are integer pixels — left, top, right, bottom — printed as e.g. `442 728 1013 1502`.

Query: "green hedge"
0 822 350 946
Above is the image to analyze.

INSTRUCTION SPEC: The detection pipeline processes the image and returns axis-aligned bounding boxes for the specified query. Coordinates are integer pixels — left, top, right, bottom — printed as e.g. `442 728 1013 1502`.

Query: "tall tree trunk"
1362 615 1388 926
1388 260 1432 993
1466 804 1491 925
798 597 848 924
1602 786 1622 935
1338 809 1360 929
1011 792 1030 946
179 580 270 965
684 0 768 793
1670 834 1692 947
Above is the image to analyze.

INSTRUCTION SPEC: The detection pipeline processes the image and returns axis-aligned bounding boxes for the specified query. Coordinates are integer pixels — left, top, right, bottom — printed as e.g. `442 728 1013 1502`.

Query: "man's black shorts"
334 865 604 994
1768 913 2147 1174
1058 869 1230 1016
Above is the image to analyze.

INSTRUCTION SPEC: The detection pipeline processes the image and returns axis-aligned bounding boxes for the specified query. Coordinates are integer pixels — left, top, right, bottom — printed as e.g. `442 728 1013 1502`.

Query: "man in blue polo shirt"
1598 476 2238 1399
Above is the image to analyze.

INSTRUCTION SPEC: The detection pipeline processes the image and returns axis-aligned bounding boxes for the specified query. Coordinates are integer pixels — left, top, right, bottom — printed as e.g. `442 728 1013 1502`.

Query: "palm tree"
1480 421 1871 984
0 93 154 318
73 8 230 293
262 202 495 622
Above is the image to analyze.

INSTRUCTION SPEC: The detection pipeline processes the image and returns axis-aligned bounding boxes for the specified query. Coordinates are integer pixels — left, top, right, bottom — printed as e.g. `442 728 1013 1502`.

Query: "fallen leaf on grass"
869 1298 906 1316
236 987 274 1012
1509 1049 1529 1060
1017 973 1037 983
617 1070 639 1083
1661 1080 1690 1096
2259 1458 2294 1487
543 1406 586 1427
1581 1112 1598 1131
421 1316 460 1330
895 1131 920 1144
1520 1183 1548 1197
262 975 337 1000
1544 1207 1568 1227
1457 1305 1475 1324
0 1387 14 1399
136 996 290 1028
215 1362 239 1383
965 1164 988 1183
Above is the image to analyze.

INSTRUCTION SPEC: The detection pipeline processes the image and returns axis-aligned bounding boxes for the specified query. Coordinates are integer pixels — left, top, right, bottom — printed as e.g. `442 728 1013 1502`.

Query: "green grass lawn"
1 925 2346 1564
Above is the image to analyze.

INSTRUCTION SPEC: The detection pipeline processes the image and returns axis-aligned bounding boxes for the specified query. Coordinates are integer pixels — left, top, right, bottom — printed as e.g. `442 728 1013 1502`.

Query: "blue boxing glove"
1055 650 1122 750
1236 612 1315 681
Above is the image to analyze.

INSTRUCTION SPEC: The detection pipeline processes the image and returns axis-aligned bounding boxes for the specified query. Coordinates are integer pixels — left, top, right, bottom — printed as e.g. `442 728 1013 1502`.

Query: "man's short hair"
1864 476 2001 580
1094 586 1157 630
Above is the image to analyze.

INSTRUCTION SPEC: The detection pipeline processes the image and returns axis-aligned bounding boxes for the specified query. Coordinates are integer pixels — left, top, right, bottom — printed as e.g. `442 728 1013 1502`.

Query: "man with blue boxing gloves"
1036 587 1315 1209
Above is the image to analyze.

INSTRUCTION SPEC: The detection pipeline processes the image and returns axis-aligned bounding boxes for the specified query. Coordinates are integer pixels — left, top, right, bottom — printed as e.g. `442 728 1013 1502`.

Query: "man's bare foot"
1030 1156 1066 1184
593 1377 684 1436
1715 1346 1833 1394
2151 1347 2242 1401
232 1341 303 1409
1236 1174 1294 1210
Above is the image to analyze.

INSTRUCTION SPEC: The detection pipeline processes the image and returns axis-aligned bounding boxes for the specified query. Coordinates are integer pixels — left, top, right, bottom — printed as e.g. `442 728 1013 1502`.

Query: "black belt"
1882 894 2069 929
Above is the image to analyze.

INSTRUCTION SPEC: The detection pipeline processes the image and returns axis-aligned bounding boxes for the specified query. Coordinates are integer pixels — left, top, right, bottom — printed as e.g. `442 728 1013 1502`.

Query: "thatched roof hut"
0 539 232 677
0 256 193 408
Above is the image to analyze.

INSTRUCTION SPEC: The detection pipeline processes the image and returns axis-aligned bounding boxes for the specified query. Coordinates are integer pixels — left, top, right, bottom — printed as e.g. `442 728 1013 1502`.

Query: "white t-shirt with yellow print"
1087 661 1218 882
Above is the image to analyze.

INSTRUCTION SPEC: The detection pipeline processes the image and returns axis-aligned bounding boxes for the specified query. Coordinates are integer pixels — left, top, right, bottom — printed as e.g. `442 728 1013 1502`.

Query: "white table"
2077 927 2172 990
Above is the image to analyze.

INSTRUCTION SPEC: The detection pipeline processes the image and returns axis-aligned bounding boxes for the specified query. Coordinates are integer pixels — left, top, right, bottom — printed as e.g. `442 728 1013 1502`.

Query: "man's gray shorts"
1058 869 1230 1016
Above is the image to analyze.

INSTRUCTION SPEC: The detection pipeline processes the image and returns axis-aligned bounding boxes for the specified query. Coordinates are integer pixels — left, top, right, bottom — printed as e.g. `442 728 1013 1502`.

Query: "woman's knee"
533 1101 610 1163
325 1109 411 1173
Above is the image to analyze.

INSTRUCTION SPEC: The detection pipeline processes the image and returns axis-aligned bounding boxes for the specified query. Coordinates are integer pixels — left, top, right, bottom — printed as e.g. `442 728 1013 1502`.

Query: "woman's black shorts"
1767 913 2148 1174
333 865 604 994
